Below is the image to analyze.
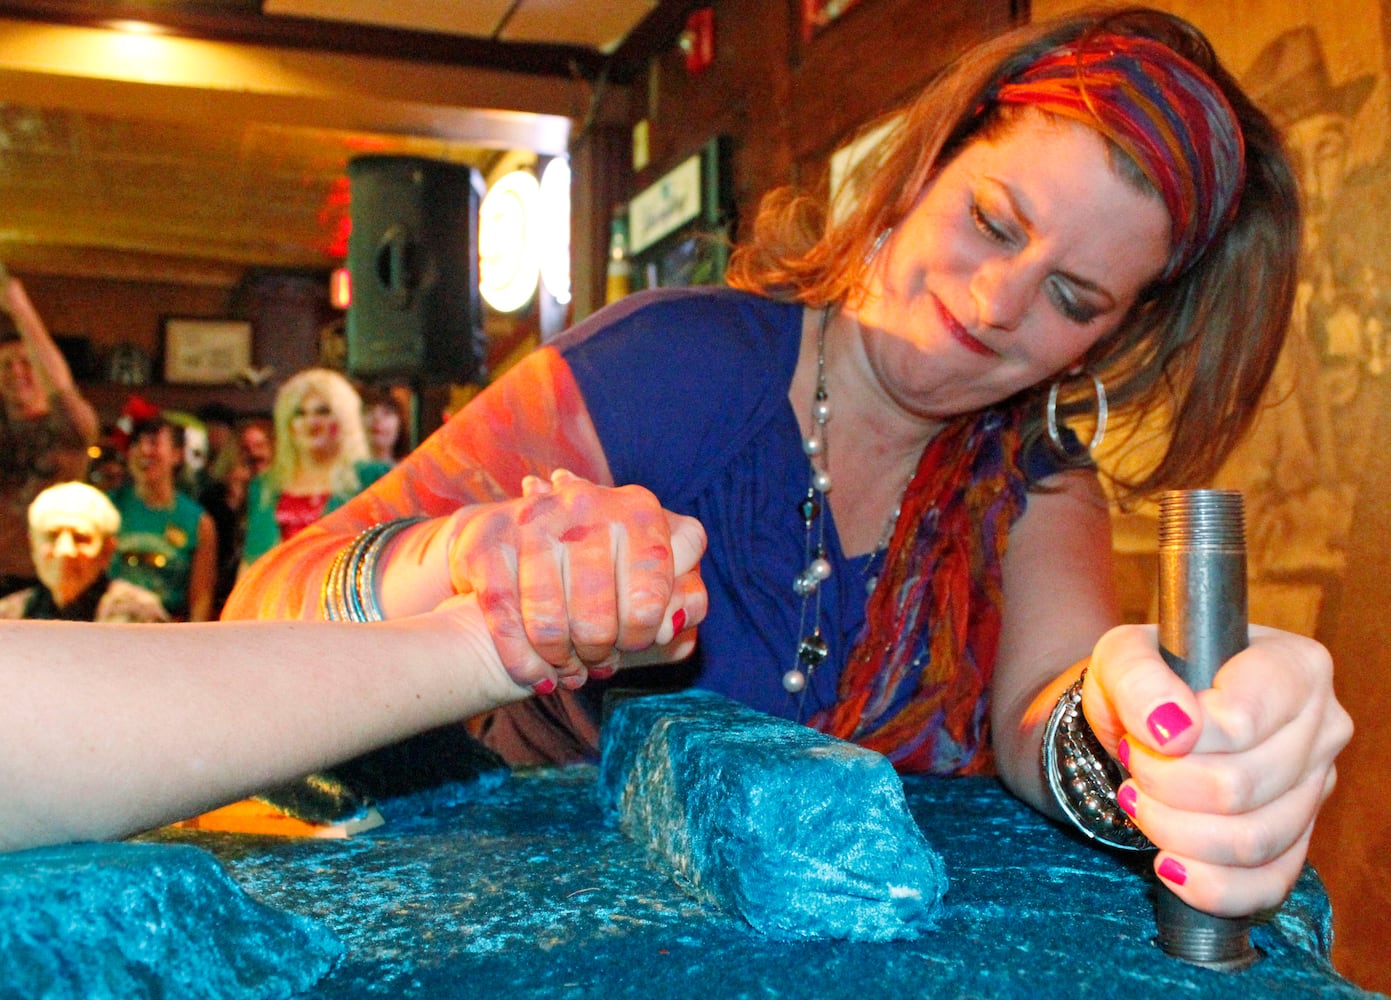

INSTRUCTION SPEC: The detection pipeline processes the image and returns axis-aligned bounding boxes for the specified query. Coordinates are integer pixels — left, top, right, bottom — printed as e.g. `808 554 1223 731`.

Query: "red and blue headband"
994 33 1245 281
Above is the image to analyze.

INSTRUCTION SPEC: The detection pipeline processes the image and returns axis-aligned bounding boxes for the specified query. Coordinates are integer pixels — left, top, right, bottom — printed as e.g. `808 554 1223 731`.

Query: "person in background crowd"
237 416 274 478
170 402 236 505
0 265 99 597
169 411 210 500
86 431 128 494
196 401 238 473
240 367 390 569
198 437 253 616
360 382 410 465
108 400 218 621
0 480 168 622
230 8 1350 923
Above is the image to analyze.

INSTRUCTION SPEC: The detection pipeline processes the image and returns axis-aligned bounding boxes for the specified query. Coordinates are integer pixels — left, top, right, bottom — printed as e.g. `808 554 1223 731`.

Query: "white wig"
29 481 122 537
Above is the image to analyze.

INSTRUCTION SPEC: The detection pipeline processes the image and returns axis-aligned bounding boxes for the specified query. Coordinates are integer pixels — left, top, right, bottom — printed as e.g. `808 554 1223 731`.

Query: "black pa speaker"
346 156 486 384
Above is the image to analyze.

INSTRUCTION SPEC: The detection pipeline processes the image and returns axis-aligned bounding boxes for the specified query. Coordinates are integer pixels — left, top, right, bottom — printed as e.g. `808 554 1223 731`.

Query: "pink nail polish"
1117 736 1131 769
1158 857 1188 886
1146 702 1193 745
1116 784 1138 818
589 664 616 680
532 677 557 696
670 608 687 635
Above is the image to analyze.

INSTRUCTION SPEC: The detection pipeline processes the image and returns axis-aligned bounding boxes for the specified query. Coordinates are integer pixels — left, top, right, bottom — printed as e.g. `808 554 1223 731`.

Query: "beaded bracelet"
1042 671 1155 852
320 517 429 622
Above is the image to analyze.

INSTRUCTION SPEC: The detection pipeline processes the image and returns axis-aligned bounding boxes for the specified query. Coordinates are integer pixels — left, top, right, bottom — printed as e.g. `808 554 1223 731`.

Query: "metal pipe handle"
1155 489 1259 970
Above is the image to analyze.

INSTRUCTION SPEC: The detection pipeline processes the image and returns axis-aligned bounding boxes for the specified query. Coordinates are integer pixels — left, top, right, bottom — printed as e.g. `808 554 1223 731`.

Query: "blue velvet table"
130 766 1376 999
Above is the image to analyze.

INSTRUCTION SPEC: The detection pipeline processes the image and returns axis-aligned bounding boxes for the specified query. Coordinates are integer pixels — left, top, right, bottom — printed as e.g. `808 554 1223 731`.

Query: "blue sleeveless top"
556 287 1064 723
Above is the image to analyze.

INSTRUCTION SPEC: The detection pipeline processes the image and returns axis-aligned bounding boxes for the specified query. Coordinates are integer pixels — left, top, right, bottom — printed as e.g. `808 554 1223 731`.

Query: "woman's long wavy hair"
725 6 1300 501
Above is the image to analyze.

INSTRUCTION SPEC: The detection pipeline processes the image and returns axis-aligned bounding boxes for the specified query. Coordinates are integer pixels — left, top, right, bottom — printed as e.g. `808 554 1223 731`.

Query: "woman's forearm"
0 604 524 852
224 511 462 622
991 663 1087 819
224 346 618 625
48 383 100 444
224 524 362 620
990 473 1119 819
2 277 99 441
7 280 77 394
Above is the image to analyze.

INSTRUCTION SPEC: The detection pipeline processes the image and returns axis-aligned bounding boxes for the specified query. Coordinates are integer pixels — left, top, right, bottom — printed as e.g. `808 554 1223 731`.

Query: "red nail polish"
532 677 557 696
1117 736 1131 769
1147 702 1193 745
670 608 687 635
1157 857 1188 886
1116 784 1138 818
589 664 616 680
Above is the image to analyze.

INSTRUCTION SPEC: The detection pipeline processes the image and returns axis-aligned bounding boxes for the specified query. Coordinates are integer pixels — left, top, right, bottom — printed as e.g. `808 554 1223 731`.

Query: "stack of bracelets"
1041 670 1155 852
320 517 429 623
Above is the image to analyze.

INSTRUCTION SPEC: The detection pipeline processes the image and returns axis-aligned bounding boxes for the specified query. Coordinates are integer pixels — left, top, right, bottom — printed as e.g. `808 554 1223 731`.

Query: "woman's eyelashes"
970 201 1013 245
1047 278 1101 324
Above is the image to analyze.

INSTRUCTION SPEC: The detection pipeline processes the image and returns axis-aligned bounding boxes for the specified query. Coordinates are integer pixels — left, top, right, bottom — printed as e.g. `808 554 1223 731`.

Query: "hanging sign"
628 153 702 256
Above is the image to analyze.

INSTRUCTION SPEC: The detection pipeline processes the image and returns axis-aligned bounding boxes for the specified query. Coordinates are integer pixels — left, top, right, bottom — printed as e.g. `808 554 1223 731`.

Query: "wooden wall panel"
786 0 1016 166
616 0 1021 245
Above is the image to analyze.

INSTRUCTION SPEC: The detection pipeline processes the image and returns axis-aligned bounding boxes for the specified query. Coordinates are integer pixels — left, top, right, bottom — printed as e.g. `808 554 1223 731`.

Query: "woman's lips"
936 296 996 357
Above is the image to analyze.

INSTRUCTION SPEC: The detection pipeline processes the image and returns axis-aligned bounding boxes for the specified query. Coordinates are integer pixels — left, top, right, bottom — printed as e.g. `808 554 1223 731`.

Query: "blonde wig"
265 367 371 501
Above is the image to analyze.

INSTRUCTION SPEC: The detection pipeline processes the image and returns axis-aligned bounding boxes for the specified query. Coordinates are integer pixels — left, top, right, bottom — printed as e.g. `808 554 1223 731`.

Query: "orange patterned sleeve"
222 347 613 621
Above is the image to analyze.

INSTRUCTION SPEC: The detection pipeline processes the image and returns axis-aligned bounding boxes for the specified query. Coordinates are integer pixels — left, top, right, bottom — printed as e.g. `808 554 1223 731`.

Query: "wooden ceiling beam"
0 16 606 151
0 242 246 287
0 0 611 78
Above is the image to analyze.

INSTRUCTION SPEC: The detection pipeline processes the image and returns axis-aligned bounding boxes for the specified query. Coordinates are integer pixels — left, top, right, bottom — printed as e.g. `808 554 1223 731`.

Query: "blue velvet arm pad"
0 842 342 999
598 689 949 941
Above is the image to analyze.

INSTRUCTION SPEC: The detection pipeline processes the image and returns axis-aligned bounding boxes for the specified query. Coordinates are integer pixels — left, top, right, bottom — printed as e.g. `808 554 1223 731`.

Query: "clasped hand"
1084 624 1352 917
443 470 707 694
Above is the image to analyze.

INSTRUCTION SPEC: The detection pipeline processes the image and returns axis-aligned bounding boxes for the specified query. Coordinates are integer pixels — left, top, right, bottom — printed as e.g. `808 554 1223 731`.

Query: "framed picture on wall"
162 317 253 384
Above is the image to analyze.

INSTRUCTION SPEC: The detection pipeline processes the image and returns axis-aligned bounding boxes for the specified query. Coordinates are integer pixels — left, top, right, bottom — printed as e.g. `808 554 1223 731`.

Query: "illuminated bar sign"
628 153 702 256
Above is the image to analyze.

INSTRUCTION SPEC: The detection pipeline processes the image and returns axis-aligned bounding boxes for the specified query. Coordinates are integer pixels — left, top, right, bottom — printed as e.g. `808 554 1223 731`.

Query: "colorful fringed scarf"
811 407 1029 775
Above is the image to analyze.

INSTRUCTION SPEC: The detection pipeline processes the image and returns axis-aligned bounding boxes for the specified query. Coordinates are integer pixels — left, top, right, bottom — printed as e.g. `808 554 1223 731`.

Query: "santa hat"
111 395 163 452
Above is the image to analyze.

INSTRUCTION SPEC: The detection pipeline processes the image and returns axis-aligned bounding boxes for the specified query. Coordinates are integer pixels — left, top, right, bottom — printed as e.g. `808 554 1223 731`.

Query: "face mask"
35 521 107 562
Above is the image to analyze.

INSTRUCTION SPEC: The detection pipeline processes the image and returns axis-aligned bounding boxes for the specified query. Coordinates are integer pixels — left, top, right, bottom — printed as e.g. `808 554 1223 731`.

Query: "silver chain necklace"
785 308 905 710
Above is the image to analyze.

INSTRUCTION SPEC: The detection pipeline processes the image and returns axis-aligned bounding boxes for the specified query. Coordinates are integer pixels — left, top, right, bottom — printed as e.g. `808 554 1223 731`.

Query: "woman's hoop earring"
1046 372 1108 454
868 229 892 261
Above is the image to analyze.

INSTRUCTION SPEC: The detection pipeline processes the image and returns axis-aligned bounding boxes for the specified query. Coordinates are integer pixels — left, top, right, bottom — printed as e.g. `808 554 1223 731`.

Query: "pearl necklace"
785 308 905 707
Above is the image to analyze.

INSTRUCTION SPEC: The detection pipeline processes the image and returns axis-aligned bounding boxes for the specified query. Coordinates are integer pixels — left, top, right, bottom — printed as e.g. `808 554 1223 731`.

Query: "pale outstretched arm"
0 577 704 854
2 481 706 853
0 603 519 852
